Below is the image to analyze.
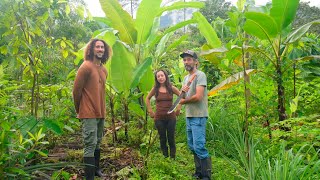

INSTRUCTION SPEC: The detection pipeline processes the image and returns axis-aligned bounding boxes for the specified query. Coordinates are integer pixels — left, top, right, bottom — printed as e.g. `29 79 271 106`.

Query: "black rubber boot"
161 146 169 158
94 149 106 177
170 147 176 159
200 157 212 180
193 153 202 179
84 157 95 180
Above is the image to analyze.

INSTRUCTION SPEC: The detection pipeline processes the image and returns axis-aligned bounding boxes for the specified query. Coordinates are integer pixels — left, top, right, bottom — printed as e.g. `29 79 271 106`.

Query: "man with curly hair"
73 39 112 180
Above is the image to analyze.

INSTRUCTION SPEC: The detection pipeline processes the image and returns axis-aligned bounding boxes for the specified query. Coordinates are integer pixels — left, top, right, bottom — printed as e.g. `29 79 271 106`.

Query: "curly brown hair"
84 38 112 64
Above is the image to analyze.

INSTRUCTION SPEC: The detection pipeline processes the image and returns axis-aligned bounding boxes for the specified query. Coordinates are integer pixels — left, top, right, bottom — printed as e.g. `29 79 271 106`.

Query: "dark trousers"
155 119 176 158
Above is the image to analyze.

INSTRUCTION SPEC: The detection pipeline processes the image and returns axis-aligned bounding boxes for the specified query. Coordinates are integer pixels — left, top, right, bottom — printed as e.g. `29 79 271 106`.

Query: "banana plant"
242 0 320 121
198 0 319 121
98 0 204 96
90 0 204 137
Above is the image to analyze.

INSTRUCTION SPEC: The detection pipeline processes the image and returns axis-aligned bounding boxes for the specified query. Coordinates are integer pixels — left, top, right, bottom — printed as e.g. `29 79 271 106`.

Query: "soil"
41 127 144 180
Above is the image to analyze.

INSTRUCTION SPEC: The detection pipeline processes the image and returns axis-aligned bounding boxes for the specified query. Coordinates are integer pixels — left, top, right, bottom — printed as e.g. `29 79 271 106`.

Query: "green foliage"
0 0 319 179
271 114 320 149
293 2 320 34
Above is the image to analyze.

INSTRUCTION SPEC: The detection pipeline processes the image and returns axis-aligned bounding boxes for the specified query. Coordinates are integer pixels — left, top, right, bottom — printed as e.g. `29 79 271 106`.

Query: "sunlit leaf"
100 0 137 45
157 1 204 16
200 44 226 65
293 55 320 62
243 12 278 40
135 0 162 44
285 20 320 44
129 102 144 117
149 19 197 50
166 34 188 53
155 32 173 58
193 12 221 48
109 41 135 94
208 69 256 96
130 57 153 89
270 0 299 30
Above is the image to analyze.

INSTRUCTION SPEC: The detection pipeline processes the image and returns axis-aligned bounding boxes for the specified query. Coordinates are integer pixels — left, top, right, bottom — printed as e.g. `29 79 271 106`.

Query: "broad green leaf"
201 47 228 55
145 17 161 50
135 0 162 44
193 12 221 48
289 85 304 116
109 41 135 94
243 12 278 40
93 17 112 27
34 150 48 157
129 102 144 117
130 57 153 89
289 96 298 115
44 119 62 135
285 20 320 44
65 4 71 15
157 1 204 16
76 6 85 18
149 19 197 50
270 0 299 30
93 28 117 47
208 69 256 96
0 46 8 55
62 50 68 58
293 55 320 62
155 32 173 58
237 0 246 12
166 34 188 52
139 66 154 96
63 125 75 133
225 12 239 33
100 0 137 45
200 44 225 65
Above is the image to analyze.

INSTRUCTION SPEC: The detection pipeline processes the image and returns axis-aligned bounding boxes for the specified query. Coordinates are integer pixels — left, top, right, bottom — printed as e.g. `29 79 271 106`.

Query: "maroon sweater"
72 60 107 119
155 92 176 121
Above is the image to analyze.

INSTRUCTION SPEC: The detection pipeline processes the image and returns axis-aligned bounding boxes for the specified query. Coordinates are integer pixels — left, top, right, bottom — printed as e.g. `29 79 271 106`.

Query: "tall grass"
219 127 320 180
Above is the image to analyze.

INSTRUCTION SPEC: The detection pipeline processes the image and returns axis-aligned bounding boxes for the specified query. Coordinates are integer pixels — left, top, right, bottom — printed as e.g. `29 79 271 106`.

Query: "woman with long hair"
146 70 181 159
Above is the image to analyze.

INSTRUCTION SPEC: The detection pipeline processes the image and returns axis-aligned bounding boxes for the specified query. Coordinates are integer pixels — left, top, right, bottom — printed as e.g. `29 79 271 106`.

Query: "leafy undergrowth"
41 130 238 179
39 131 144 180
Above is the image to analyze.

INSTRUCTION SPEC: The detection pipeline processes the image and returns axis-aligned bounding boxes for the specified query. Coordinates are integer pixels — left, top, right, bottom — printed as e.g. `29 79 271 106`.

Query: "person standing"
73 39 112 180
146 70 181 159
179 50 212 179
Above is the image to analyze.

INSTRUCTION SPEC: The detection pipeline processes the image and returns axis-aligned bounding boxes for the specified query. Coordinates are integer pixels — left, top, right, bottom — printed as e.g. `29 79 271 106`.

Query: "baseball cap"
180 50 198 59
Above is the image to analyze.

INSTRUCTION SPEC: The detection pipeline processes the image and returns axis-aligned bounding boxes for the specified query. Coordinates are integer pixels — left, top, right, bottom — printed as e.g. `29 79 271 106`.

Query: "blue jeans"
186 117 209 159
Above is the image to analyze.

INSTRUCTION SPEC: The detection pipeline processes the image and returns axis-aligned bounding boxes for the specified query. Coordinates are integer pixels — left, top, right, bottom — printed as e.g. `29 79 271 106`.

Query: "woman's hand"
149 111 155 118
175 109 181 116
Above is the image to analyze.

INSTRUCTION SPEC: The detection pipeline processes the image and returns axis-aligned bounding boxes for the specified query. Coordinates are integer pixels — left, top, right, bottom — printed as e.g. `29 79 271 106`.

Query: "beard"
184 65 194 71
95 53 104 60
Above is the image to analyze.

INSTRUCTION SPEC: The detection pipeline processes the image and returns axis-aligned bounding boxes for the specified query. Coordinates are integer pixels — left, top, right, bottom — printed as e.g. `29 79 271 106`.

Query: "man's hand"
181 85 190 93
180 98 186 105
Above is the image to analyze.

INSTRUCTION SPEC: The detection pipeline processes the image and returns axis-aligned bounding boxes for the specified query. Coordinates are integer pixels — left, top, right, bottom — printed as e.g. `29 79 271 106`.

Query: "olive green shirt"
183 70 208 117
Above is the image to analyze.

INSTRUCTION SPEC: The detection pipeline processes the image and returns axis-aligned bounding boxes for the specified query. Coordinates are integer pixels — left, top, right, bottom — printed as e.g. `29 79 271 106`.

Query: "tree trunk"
241 45 249 161
124 99 129 140
293 62 297 117
30 73 36 116
110 96 117 142
35 72 39 118
276 66 287 121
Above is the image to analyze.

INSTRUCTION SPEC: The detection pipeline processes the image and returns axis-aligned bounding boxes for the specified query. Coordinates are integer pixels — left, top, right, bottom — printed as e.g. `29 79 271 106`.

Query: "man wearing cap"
179 50 212 180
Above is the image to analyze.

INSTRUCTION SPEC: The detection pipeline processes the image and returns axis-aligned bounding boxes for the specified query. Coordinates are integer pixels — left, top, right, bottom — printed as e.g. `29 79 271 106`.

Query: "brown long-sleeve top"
72 60 107 119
